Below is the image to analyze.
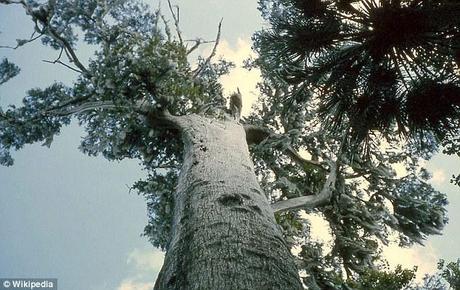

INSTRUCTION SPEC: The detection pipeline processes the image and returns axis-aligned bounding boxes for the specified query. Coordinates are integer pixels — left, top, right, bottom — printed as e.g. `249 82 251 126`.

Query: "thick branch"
244 124 326 171
44 97 183 131
146 109 182 130
44 101 119 116
272 160 337 213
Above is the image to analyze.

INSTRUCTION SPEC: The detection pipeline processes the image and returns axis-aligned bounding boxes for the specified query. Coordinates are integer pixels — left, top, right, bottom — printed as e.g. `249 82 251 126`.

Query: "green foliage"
347 265 417 290
275 211 307 246
440 259 460 290
248 63 448 277
0 84 72 166
0 0 232 248
0 58 20 85
413 259 460 290
390 175 448 245
132 170 177 250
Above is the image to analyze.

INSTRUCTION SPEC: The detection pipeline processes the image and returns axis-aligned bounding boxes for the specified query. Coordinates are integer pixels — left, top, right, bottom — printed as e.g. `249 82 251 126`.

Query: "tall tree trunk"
154 115 302 290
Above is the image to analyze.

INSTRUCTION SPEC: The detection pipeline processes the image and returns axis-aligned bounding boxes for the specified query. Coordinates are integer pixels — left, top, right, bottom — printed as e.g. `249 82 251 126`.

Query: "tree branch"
44 101 119 116
186 39 216 55
46 26 91 77
3 0 93 77
0 0 24 5
167 0 183 45
193 19 222 78
42 59 83 74
244 124 326 171
272 160 337 213
146 108 182 130
0 31 43 49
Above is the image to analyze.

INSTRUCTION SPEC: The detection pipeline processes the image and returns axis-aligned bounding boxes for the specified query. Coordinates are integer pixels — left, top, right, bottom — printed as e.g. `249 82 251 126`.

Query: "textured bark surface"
154 115 302 290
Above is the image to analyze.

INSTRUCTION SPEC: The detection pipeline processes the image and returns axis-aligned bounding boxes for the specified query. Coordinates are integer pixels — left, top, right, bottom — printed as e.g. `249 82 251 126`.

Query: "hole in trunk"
218 194 243 206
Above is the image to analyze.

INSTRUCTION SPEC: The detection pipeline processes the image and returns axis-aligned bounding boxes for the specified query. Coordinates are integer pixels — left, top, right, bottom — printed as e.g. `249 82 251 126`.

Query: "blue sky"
0 1 459 289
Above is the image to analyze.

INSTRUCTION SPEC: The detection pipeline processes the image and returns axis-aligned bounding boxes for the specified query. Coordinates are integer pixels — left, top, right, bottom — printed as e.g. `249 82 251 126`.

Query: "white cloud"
117 280 154 290
116 248 165 290
308 213 332 244
199 37 262 116
430 168 447 185
383 242 439 280
126 248 165 273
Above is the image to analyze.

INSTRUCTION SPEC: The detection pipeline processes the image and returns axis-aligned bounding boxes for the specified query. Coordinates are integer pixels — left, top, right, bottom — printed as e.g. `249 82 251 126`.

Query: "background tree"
0 0 457 289
415 259 460 289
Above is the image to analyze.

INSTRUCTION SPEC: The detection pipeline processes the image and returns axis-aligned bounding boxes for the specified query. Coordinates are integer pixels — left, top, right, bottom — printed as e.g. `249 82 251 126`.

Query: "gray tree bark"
154 114 302 290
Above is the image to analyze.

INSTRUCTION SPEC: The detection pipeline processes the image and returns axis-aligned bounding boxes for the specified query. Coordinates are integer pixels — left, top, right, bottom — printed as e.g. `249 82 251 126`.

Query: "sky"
0 1 459 290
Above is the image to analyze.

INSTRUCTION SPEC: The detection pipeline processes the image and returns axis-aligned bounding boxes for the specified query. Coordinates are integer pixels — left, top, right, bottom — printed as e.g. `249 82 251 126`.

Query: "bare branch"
272 160 337 213
186 39 216 55
41 46 83 74
0 0 25 5
46 26 91 77
285 145 325 170
160 14 172 42
193 19 222 78
167 0 183 45
44 98 152 117
0 33 43 49
42 59 83 74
